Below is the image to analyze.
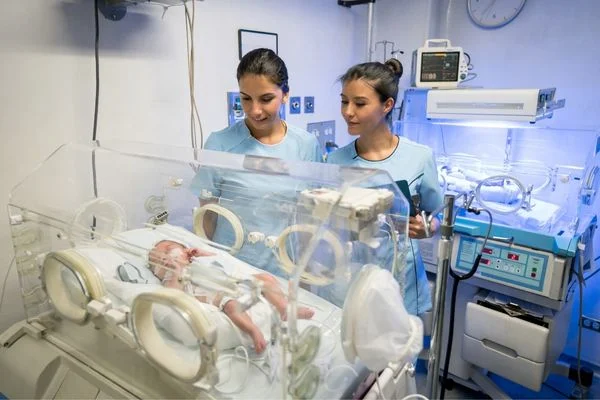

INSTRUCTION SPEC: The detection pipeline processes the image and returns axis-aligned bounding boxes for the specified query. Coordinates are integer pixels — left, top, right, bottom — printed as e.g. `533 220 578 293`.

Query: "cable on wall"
93 0 100 143
92 0 101 237
183 0 204 151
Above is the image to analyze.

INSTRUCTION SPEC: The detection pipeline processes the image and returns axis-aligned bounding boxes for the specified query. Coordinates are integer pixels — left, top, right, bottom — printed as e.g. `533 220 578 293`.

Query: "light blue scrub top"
190 120 322 276
327 136 443 315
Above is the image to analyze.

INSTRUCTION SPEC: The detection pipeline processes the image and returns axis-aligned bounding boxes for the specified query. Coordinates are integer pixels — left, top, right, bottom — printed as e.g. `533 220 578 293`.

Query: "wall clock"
467 0 527 29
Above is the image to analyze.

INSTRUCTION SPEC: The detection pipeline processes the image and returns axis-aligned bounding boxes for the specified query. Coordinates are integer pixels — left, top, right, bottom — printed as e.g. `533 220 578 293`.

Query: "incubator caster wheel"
440 376 455 391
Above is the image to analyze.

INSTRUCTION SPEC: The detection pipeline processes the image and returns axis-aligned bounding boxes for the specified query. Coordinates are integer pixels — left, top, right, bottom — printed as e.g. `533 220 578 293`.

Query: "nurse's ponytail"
384 58 403 82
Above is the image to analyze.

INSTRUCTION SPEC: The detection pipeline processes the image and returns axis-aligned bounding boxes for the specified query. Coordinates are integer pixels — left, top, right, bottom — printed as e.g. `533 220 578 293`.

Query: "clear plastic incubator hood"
2 141 424 400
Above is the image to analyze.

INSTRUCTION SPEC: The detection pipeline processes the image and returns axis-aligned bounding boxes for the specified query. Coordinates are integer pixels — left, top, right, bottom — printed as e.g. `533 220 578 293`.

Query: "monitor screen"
420 51 460 82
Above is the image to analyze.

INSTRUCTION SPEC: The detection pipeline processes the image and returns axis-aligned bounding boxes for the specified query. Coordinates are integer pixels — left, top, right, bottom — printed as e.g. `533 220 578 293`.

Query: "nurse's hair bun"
384 58 403 79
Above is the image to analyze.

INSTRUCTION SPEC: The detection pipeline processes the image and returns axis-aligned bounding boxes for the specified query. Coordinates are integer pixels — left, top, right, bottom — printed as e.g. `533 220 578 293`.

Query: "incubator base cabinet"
397 88 600 398
0 320 189 399
0 320 416 399
0 142 423 399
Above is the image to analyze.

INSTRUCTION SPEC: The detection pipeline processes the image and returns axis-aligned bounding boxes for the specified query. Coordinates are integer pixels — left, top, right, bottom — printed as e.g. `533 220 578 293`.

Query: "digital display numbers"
507 253 520 261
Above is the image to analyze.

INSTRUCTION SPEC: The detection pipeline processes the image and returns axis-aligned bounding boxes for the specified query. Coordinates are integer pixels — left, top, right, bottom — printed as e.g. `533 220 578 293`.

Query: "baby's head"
149 240 214 279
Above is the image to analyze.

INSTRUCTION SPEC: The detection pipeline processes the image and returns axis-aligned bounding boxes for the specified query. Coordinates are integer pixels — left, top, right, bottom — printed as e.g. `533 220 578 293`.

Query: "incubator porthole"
61 267 89 311
41 251 98 325
70 198 127 245
130 291 215 384
275 224 346 287
193 204 245 254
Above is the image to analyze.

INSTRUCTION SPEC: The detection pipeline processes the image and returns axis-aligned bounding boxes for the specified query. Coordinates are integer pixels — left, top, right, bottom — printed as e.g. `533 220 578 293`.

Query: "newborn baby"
149 240 314 353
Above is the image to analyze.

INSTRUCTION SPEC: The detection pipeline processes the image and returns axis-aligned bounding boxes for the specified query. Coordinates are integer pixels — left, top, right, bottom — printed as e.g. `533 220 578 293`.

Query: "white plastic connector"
105 309 127 325
23 321 47 339
170 177 184 187
200 189 214 199
247 232 266 244
87 299 110 317
35 254 47 268
264 236 279 248
9 215 23 225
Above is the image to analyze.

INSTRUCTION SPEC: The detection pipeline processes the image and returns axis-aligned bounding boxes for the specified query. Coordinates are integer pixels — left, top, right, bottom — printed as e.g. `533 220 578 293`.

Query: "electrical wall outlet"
304 96 315 113
581 316 600 333
227 92 245 127
307 120 336 155
289 97 301 114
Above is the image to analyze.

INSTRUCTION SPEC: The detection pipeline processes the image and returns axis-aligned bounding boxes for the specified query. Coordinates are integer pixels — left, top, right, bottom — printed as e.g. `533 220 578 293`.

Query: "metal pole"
366 1 374 61
426 194 455 399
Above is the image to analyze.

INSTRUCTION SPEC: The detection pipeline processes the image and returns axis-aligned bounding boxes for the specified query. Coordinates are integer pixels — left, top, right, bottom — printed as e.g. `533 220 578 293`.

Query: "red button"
531 273 537 278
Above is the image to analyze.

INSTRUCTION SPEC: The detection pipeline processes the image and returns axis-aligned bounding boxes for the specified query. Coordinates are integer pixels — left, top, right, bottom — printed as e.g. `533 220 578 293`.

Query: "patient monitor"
1 141 423 400
411 39 469 89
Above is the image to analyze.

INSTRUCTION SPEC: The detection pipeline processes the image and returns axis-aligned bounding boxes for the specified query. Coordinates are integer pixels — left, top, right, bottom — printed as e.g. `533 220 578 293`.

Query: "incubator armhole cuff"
130 288 218 383
41 249 107 324
275 224 346 286
193 203 245 254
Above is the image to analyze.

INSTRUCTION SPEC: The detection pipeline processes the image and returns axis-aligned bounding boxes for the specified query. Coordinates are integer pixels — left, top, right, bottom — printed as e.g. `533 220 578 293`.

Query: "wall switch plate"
581 316 600 333
304 96 315 113
289 97 301 114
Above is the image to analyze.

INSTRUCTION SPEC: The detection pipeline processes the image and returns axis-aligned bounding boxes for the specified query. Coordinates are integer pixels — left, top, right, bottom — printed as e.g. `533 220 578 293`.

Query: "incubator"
0 141 422 399
397 88 600 397
396 92 600 277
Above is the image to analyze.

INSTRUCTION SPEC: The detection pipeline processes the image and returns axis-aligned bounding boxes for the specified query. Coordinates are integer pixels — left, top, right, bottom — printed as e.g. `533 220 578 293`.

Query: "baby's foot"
281 307 315 321
297 307 314 320
251 330 267 354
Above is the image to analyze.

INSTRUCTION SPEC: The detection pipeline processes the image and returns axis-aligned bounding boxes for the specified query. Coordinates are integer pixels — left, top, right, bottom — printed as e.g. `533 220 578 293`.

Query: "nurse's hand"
408 214 438 239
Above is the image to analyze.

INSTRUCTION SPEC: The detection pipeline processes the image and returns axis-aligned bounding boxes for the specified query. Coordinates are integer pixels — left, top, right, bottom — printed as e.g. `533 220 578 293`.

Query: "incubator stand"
1 141 420 399
394 112 600 395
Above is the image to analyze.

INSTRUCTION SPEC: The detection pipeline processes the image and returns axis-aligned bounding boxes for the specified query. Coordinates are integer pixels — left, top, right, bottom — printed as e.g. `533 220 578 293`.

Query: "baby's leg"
254 273 314 320
221 299 267 353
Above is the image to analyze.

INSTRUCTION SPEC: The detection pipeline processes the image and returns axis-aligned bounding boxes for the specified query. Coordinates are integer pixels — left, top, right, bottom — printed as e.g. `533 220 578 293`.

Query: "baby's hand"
251 331 267 354
187 247 215 258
